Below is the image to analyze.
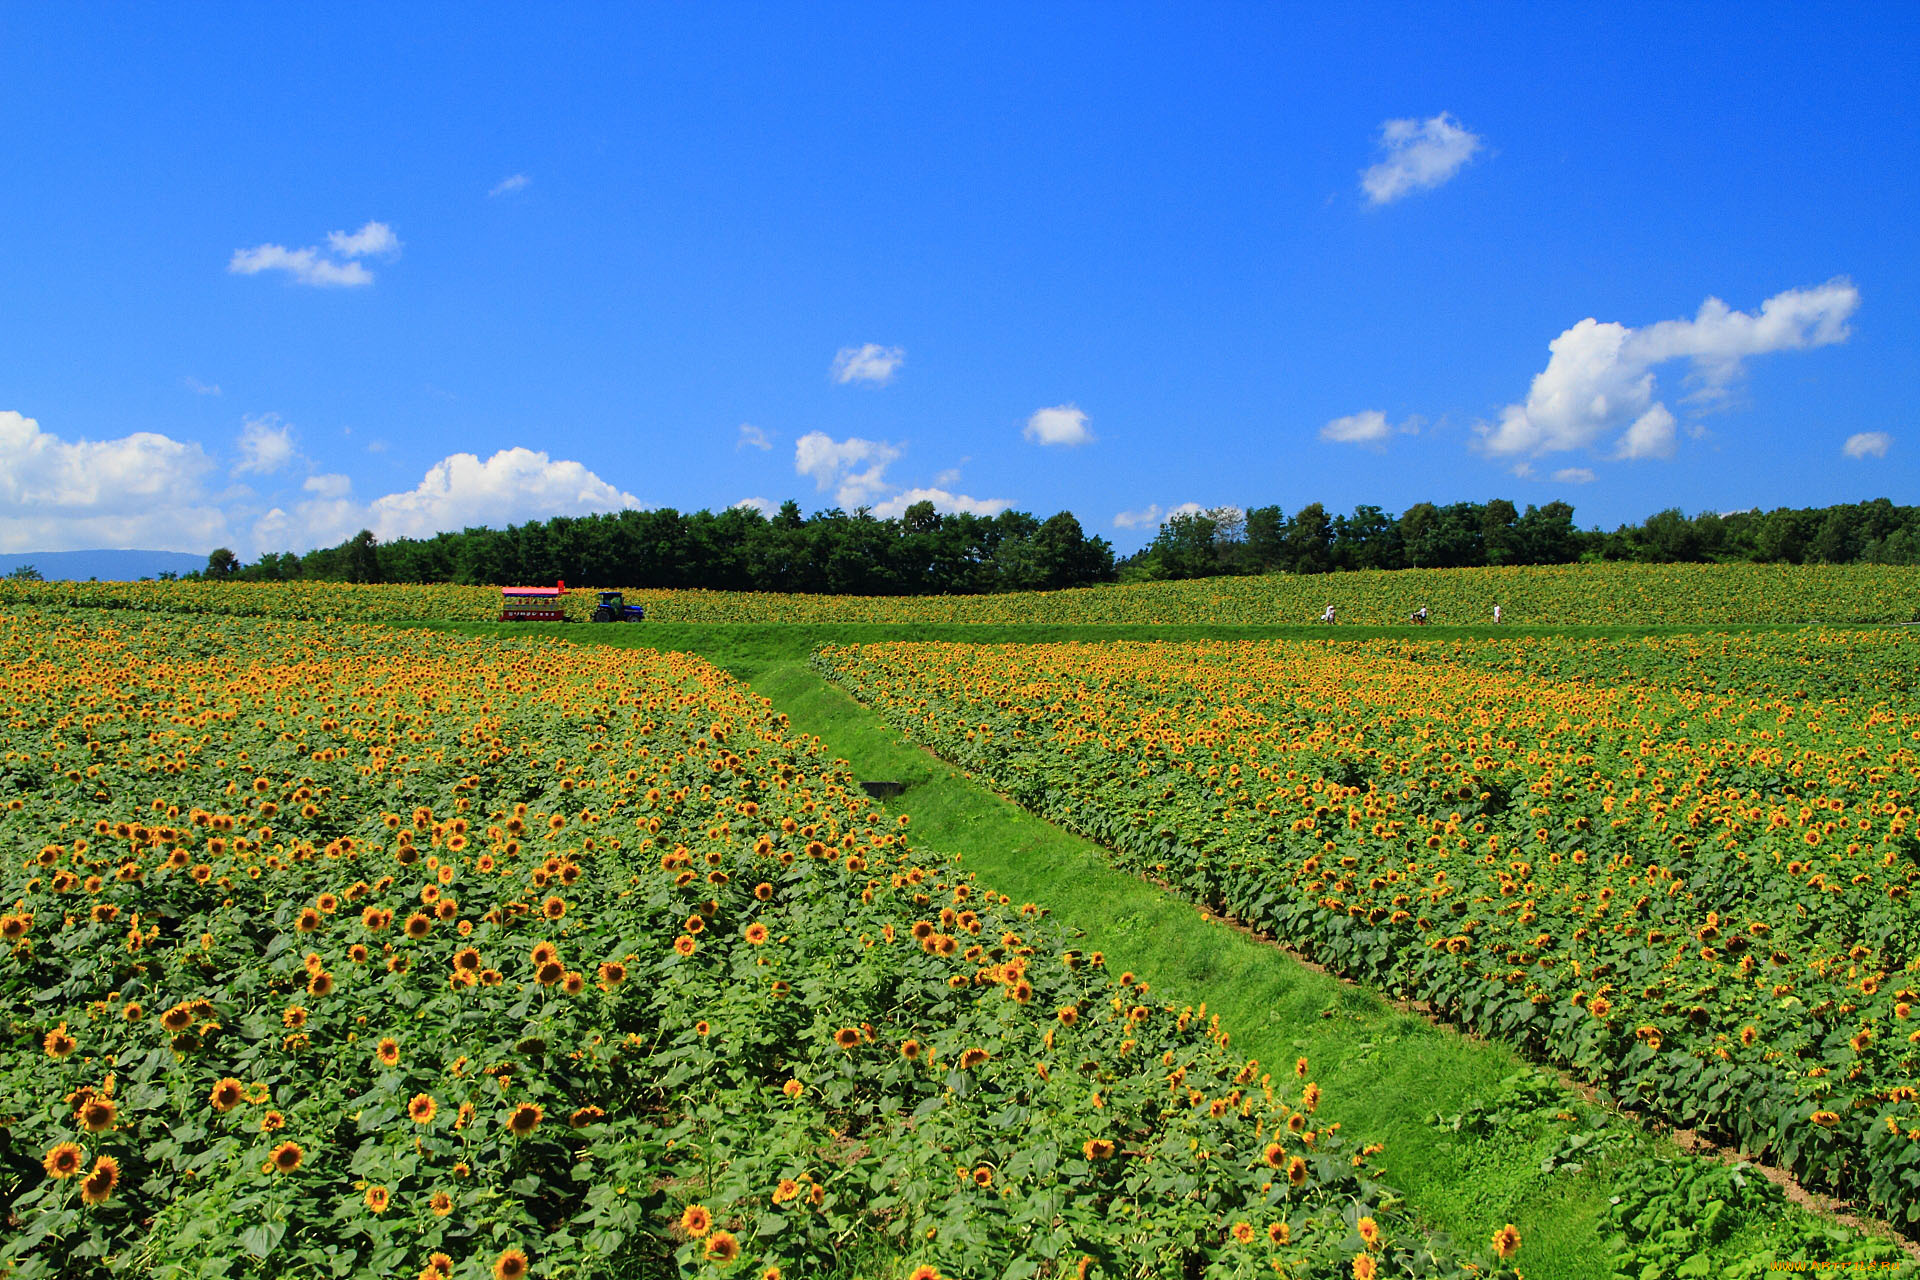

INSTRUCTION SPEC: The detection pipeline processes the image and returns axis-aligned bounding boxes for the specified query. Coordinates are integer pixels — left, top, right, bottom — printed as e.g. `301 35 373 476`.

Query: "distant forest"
182 496 1920 594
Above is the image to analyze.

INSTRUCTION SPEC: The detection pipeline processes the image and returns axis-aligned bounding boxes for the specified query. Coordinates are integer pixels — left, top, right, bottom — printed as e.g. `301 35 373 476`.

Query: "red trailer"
499 580 567 622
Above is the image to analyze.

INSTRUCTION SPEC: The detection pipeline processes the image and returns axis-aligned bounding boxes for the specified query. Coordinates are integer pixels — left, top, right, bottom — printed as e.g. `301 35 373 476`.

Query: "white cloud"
325 221 402 258
1361 113 1483 205
732 497 778 517
1843 431 1892 459
0 410 228 553
1024 404 1094 447
736 423 773 451
1613 404 1677 460
871 487 1011 519
228 245 372 287
229 220 399 287
1551 467 1597 484
794 431 901 508
184 376 222 396
1475 280 1860 460
489 173 530 197
303 473 352 499
831 343 905 386
933 467 962 487
1113 504 1163 530
234 414 299 475
365 448 640 541
1320 409 1391 446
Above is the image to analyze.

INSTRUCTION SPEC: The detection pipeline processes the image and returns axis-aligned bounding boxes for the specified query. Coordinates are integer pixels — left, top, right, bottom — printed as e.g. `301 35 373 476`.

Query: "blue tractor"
590 591 647 623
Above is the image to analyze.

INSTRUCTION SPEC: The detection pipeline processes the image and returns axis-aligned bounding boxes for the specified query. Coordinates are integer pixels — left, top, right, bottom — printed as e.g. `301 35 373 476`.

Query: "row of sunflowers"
3 560 1919 626
813 629 1920 1226
0 609 1513 1279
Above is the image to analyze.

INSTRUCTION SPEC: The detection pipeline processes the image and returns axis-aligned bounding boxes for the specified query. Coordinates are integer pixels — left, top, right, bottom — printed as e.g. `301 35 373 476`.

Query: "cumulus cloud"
1024 404 1094 447
1551 467 1597 484
736 423 772 451
1361 113 1483 205
831 343 905 386
229 220 400 287
367 448 640 540
871 488 1011 519
0 410 227 553
234 414 299 475
794 431 902 508
732 497 778 517
1843 431 1892 459
489 173 530 197
1475 280 1861 461
1320 410 1390 447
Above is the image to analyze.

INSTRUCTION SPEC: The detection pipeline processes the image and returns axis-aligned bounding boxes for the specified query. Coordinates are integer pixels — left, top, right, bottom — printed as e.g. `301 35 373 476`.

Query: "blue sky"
1 3 1914 557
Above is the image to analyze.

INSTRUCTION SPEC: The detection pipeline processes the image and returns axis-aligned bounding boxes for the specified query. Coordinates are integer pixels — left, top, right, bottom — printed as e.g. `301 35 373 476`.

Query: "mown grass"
412 618 1912 1277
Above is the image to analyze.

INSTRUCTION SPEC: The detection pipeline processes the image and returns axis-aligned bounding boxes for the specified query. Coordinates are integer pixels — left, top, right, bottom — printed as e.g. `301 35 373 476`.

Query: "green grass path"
416 620 1906 1277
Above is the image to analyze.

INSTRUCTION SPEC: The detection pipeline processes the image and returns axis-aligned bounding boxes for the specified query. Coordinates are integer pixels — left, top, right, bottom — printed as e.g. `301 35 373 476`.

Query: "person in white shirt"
1321 604 1337 624
1492 603 1502 624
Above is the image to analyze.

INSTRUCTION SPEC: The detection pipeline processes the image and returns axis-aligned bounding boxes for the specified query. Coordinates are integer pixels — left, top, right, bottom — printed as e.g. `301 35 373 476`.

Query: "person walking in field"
1411 604 1428 625
1321 604 1337 624
1492 603 1502 624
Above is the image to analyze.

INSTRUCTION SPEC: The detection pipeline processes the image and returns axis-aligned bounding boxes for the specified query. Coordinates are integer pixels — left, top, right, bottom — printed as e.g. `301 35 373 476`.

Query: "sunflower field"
0 609 1508 1280
814 630 1920 1223
4 560 1919 627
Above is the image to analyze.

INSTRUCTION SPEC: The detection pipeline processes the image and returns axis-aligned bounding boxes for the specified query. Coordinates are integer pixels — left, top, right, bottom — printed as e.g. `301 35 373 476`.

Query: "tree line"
206 500 1115 594
188 495 1920 592
1119 497 1920 580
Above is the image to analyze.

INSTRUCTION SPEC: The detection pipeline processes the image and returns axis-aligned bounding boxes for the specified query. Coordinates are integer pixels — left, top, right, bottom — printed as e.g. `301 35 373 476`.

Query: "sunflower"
505 1102 543 1136
404 913 433 939
365 1185 390 1213
704 1233 740 1264
958 1047 989 1070
542 896 566 921
452 947 481 972
1082 1138 1116 1160
162 1003 195 1032
744 922 770 945
673 935 697 957
909 1268 940 1280
1352 1257 1377 1280
1286 1155 1308 1187
42 1142 85 1179
423 1253 454 1278
901 1038 923 1060
773 1178 802 1204
1356 1216 1381 1249
43 1024 78 1059
972 1166 993 1187
535 960 565 985
261 1110 286 1132
270 1141 304 1173
80 1155 119 1206
1262 1142 1285 1168
596 960 627 989
77 1097 117 1133
307 970 334 997
570 1105 605 1127
1231 1222 1255 1244
782 1078 803 1099
283 1006 309 1029
1268 1222 1289 1245
493 1248 530 1280
1491 1223 1521 1260
209 1077 245 1112
409 1094 438 1125
430 1190 454 1216
832 1027 861 1050
530 941 559 966
377 1037 401 1067
680 1203 713 1237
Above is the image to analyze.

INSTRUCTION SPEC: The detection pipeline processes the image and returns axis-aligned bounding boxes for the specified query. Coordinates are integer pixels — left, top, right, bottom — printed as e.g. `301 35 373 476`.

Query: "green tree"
206 547 240 578
4 564 42 581
345 530 383 584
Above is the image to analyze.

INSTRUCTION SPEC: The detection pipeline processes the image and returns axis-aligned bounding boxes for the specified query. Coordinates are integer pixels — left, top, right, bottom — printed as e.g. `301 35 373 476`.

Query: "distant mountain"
0 550 208 581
